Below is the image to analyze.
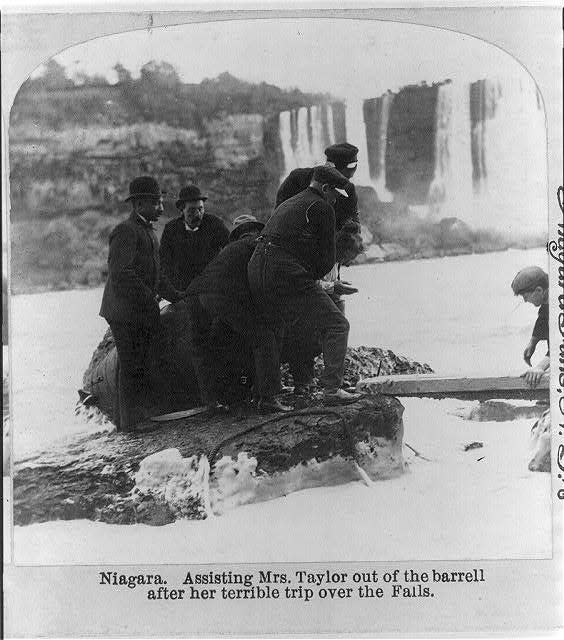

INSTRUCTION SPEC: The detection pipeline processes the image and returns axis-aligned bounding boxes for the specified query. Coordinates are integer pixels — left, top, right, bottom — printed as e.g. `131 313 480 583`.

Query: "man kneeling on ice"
511 265 549 388
511 265 550 472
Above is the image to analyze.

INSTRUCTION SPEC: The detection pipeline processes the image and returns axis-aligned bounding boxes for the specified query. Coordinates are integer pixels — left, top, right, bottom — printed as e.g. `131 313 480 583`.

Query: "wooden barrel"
81 300 254 421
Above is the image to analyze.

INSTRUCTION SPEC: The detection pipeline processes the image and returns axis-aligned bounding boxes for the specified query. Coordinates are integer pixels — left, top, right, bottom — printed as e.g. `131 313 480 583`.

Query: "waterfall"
343 96 372 187
468 76 547 237
278 104 339 181
422 75 546 238
373 93 393 202
278 111 297 174
309 105 326 163
428 80 473 220
326 107 336 146
361 94 394 201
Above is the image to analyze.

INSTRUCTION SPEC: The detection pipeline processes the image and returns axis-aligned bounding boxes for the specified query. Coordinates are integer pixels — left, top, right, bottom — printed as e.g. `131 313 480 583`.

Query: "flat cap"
325 142 359 168
229 213 264 241
511 266 549 295
312 165 351 196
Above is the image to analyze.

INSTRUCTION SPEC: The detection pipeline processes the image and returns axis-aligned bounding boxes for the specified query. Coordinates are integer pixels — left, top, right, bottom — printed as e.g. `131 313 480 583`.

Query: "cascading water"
373 93 393 201
278 111 297 174
278 104 341 181
428 80 473 221
358 74 546 239
468 76 547 237
343 96 373 187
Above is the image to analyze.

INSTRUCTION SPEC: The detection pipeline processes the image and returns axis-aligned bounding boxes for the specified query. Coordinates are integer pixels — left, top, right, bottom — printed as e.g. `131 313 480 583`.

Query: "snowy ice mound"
134 448 211 519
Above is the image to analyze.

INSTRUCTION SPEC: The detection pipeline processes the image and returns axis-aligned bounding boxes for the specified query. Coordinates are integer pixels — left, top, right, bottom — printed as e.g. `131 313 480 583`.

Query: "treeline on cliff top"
12 60 332 130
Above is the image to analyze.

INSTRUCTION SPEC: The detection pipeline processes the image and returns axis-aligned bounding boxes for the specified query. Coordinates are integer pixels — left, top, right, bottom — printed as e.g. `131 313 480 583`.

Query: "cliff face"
9 72 348 291
9 117 280 222
8 108 287 291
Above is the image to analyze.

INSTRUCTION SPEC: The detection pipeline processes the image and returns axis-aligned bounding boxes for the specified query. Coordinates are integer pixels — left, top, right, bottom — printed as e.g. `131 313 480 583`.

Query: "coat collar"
131 212 155 229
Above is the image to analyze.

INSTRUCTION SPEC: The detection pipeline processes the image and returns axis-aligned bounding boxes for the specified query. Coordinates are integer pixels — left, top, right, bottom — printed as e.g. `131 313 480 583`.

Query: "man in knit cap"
275 142 360 232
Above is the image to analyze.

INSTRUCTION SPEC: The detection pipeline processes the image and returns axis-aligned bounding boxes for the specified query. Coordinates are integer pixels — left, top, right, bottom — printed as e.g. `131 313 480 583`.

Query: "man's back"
187 237 256 306
276 167 359 231
262 187 336 280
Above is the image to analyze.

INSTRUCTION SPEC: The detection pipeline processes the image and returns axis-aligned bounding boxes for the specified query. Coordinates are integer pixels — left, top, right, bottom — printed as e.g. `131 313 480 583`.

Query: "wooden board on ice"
357 374 549 400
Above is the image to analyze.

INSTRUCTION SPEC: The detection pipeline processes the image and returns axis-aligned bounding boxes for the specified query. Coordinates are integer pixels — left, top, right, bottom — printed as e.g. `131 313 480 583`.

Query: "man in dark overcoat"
100 176 183 431
160 185 229 292
275 142 361 232
248 166 361 405
186 215 290 414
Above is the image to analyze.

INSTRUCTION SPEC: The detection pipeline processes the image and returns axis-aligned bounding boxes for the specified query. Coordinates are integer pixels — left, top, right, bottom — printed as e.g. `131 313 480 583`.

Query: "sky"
49 17 533 102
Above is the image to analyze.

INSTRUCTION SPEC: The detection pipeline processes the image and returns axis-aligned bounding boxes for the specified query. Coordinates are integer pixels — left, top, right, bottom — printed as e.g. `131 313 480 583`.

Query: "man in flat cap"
276 142 360 232
100 176 184 431
511 265 550 388
248 166 361 405
160 185 230 294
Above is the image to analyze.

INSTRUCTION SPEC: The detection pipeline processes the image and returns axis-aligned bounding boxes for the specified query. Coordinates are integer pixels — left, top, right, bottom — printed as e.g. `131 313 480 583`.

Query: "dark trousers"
248 244 349 391
283 297 345 386
186 294 281 403
109 319 158 431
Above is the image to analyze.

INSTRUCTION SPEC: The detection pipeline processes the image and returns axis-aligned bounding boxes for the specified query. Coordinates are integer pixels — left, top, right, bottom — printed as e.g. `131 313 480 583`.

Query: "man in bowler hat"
160 185 230 293
275 142 361 232
186 214 290 413
248 166 361 405
100 176 184 431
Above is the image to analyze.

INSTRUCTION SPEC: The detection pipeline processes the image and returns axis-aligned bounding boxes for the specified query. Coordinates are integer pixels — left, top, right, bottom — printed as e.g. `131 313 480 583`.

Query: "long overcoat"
100 213 179 323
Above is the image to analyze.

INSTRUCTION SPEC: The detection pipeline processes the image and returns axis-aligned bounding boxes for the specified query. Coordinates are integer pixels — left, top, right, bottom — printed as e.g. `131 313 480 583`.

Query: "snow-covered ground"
12 396 551 565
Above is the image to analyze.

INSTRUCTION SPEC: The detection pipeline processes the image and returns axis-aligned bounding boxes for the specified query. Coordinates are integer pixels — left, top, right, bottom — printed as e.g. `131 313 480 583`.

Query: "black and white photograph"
2 5 562 637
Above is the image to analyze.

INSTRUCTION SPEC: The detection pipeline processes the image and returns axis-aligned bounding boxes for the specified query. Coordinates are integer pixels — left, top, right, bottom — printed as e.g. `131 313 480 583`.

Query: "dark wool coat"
261 187 336 281
100 213 181 323
275 167 359 231
186 237 257 311
159 214 230 292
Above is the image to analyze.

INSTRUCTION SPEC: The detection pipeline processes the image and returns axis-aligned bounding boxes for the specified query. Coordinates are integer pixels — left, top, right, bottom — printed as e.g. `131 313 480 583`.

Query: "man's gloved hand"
333 280 358 296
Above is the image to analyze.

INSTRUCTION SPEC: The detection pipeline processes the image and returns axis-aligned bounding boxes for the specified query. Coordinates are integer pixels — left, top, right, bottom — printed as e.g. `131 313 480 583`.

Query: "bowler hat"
511 266 549 295
229 214 264 242
125 176 164 202
325 142 359 168
312 165 351 196
176 185 208 209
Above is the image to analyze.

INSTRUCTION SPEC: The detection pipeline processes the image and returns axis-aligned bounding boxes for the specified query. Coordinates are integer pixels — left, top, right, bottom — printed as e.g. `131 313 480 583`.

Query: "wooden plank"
357 374 549 400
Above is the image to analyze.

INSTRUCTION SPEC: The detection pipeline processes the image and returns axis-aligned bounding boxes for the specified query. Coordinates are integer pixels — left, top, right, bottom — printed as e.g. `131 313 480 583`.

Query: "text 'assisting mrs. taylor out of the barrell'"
98 568 486 602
